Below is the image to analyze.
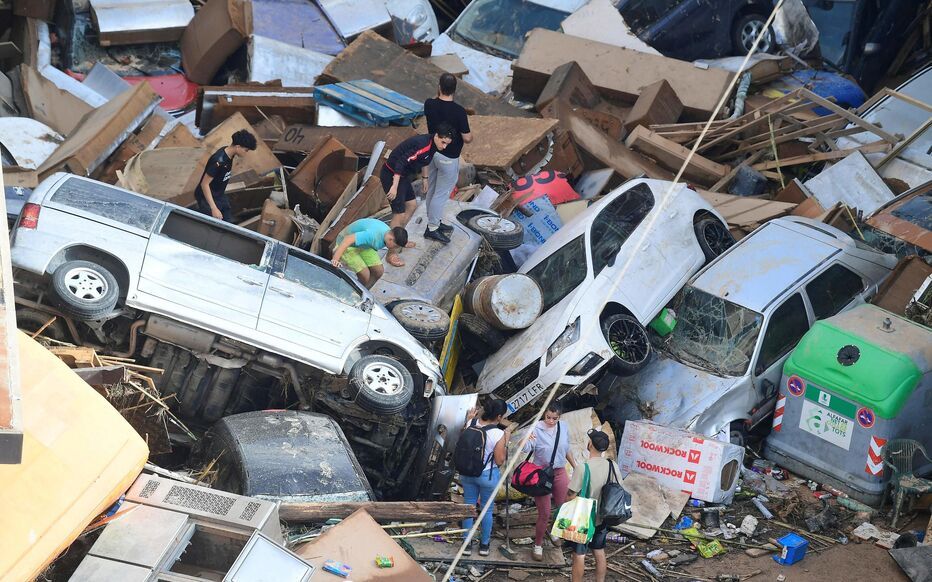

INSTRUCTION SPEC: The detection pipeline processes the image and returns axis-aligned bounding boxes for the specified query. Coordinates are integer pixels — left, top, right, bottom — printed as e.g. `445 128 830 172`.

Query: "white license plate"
507 381 545 414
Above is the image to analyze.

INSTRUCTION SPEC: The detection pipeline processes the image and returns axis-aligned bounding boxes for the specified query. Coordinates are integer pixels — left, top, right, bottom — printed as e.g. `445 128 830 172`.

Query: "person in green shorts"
330 218 409 289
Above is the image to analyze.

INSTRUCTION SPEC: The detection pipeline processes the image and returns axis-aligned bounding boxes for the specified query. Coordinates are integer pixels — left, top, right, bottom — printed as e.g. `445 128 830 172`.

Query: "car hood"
432 33 512 95
476 288 585 392
602 354 741 431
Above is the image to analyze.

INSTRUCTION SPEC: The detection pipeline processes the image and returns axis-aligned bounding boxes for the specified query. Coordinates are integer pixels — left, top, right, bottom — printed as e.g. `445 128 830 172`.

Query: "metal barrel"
463 274 543 331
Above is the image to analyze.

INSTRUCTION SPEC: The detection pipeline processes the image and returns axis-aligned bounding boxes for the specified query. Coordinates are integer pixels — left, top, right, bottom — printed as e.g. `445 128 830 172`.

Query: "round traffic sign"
786 375 804 397
857 407 875 429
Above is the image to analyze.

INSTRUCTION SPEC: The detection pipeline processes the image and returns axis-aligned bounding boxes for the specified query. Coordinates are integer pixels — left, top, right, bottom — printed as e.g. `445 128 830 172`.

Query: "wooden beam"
750 141 891 171
877 116 932 169
625 126 728 184
279 501 476 523
798 88 901 144
728 115 847 157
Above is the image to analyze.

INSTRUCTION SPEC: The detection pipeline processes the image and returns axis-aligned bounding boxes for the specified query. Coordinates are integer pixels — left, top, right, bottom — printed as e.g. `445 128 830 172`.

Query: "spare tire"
467 215 524 250
50 260 120 320
391 301 450 342
348 355 414 414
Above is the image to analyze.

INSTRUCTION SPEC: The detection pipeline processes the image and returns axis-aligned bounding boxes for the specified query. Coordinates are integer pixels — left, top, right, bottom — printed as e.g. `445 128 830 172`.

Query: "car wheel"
695 217 735 262
391 300 450 342
16 307 70 341
733 13 773 54
602 314 651 375
467 215 524 250
458 313 509 355
348 355 414 414
50 260 120 320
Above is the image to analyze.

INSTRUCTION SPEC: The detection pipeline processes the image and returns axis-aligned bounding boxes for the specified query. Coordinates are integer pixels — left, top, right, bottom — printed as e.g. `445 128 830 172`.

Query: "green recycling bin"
764 304 931 506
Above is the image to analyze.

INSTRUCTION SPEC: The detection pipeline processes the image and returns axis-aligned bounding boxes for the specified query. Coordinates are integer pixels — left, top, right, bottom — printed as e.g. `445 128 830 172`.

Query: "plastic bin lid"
783 305 929 419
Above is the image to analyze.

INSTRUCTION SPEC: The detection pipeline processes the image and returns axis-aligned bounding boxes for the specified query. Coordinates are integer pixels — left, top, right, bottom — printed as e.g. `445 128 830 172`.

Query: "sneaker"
532 545 543 561
550 535 563 548
478 543 490 556
438 222 454 234
424 226 451 244
463 544 472 557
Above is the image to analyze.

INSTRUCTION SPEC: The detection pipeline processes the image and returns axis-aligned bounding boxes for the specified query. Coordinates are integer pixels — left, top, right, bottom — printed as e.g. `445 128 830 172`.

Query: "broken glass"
891 191 932 231
663 286 763 377
859 225 932 264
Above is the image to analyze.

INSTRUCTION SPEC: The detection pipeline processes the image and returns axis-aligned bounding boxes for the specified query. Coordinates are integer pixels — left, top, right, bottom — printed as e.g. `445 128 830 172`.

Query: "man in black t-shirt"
194 129 257 222
422 73 472 243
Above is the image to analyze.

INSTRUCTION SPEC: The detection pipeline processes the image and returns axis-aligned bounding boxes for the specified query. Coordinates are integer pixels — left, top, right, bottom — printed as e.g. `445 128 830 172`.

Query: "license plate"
507 381 545 414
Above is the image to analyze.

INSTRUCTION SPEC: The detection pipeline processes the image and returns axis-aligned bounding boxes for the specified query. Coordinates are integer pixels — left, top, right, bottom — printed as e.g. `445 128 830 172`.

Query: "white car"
433 0 589 94
475 178 733 417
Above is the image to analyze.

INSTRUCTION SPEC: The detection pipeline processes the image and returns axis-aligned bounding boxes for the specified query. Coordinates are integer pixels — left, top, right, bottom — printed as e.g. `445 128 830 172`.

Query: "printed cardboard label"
799 399 853 450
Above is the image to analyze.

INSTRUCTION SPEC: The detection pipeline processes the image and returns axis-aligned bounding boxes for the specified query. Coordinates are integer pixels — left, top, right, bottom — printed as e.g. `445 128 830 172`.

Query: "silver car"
600 217 897 443
11 173 461 497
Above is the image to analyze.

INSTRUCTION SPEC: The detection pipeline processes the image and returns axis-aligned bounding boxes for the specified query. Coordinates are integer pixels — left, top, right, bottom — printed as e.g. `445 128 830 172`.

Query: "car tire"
391 301 450 342
602 313 651 375
695 217 735 262
348 355 414 414
16 307 70 341
733 13 774 55
50 260 120 320
467 215 524 250
458 313 509 355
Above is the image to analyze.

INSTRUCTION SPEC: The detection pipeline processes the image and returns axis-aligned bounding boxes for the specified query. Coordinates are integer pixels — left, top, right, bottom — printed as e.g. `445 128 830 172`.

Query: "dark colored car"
197 410 376 503
618 0 776 62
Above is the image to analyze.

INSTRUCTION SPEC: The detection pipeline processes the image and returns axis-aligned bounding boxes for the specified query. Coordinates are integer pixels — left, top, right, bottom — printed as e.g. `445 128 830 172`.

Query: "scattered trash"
773 533 809 565
740 515 759 537
752 497 774 520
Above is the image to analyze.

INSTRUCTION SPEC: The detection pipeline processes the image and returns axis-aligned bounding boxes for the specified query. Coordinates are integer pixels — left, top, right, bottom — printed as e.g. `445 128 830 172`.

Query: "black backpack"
454 420 496 477
599 461 632 526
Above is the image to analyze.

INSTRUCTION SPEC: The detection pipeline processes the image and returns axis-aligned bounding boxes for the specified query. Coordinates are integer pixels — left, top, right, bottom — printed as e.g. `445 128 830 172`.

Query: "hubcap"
475 215 517 234
64 267 108 301
741 20 771 52
400 303 443 325
607 319 649 365
702 222 734 256
361 362 404 396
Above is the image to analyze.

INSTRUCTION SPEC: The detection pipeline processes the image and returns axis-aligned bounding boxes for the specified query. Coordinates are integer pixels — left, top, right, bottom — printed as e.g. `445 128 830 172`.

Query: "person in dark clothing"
195 129 257 222
422 73 473 243
380 123 456 266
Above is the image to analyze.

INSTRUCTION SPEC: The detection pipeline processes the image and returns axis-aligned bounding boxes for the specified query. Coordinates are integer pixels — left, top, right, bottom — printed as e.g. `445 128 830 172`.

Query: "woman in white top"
461 398 511 557
523 401 576 561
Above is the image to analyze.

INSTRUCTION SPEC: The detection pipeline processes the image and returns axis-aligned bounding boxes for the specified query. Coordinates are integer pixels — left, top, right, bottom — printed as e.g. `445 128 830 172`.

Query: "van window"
160 211 266 266
590 183 654 276
756 294 809 373
283 251 362 306
525 235 587 313
806 263 865 319
49 177 162 231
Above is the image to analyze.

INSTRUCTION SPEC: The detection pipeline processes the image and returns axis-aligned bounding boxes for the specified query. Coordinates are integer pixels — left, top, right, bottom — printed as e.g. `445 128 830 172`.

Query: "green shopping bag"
550 464 598 544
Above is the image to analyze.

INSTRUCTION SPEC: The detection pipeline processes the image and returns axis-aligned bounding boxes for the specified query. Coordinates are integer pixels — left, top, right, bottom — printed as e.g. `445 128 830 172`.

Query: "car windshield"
664 286 763 377
524 235 588 313
449 0 570 58
891 191 932 231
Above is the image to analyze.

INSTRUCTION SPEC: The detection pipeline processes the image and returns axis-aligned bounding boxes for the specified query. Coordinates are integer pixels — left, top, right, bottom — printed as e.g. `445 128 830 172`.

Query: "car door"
137 209 272 329
803 261 870 321
257 247 370 359
750 293 812 403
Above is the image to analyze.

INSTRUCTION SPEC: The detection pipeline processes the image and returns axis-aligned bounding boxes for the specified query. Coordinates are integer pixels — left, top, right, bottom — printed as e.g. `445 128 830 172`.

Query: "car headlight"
407 4 428 27
546 317 580 365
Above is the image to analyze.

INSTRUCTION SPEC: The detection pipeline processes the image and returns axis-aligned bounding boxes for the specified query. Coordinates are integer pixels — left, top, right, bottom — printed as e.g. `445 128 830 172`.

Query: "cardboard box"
618 420 744 503
180 0 253 85
287 136 358 218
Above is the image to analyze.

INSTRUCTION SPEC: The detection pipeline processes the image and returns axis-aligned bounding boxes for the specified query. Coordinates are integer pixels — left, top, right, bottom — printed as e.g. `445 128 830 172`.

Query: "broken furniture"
0 332 148 581
764 305 932 507
89 0 194 46
313 80 423 127
180 0 253 85
881 439 932 528
463 116 559 178
69 474 314 581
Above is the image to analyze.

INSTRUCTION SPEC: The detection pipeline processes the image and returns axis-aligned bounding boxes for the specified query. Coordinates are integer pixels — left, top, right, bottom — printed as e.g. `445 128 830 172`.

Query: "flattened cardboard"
180 0 253 85
198 112 281 183
38 83 161 179
20 65 94 136
513 29 732 118
295 509 431 581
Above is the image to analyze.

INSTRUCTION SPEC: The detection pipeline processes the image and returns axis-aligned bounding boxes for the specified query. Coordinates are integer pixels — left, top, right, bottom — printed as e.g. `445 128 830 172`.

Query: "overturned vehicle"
10 173 475 499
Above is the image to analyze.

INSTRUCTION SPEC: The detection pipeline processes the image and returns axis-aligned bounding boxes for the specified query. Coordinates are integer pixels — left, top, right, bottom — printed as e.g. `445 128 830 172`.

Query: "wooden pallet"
313 79 423 126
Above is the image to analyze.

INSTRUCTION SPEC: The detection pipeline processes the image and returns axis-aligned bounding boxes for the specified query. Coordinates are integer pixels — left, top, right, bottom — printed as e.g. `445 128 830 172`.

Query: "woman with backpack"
458 398 511 556
523 402 576 561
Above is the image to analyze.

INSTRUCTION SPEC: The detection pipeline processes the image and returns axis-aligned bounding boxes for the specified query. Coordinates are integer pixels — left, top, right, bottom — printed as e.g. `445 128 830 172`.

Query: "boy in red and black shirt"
380 123 456 266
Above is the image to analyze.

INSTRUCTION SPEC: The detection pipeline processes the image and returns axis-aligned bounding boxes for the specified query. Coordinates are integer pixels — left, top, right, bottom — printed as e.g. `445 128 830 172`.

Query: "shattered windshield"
891 192 932 231
664 286 763 377
525 235 588 313
449 0 570 58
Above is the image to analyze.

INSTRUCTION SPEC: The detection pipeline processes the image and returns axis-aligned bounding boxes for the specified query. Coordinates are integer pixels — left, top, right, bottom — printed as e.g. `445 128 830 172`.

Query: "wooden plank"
877 116 932 169
321 30 526 118
274 125 417 154
624 126 728 184
72 365 127 385
462 116 558 171
693 89 805 151
279 501 476 523
798 88 901 144
566 113 673 180
751 141 891 171
624 79 682 133
699 191 796 228
727 115 847 157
